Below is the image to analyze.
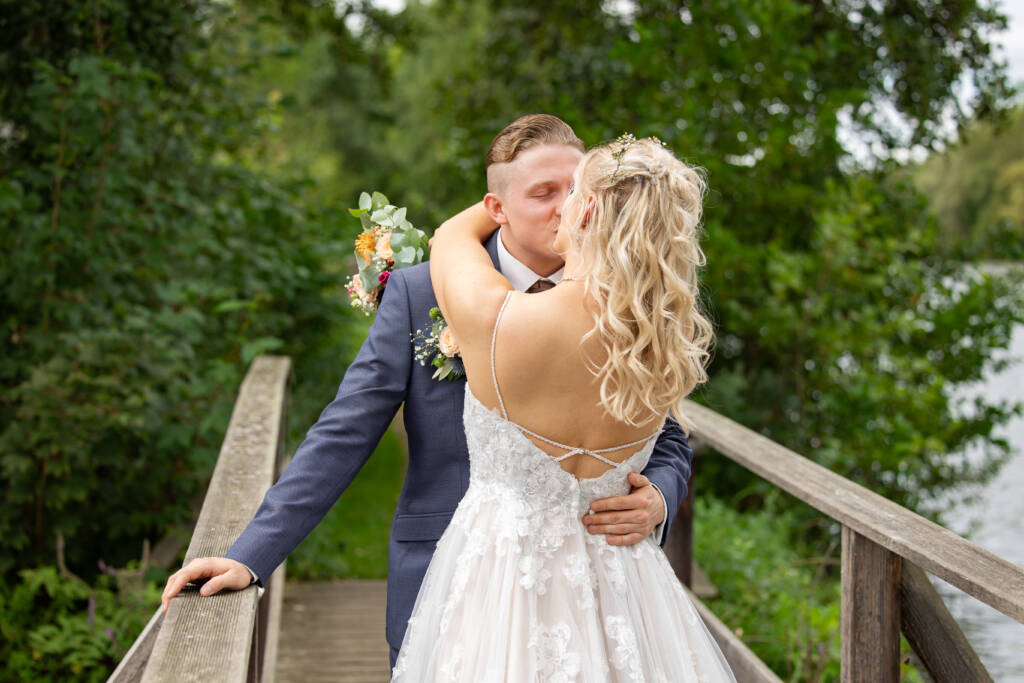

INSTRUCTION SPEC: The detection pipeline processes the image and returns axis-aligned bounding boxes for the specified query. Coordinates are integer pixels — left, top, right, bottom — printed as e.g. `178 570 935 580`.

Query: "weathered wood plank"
142 356 292 683
686 588 783 683
260 561 287 683
841 526 901 683
685 399 1024 623
106 607 163 683
276 580 390 683
900 561 993 682
691 561 718 599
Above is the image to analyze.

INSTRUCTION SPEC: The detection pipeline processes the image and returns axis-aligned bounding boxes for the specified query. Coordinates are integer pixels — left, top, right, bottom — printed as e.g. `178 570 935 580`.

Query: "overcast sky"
995 0 1024 88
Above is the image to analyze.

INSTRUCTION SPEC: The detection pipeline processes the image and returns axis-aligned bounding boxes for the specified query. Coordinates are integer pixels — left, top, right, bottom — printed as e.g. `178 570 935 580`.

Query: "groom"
169 114 694 666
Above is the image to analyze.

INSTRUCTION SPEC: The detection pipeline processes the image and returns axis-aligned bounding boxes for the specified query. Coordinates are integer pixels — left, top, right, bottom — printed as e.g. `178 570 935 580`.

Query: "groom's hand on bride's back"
582 472 666 546
160 557 253 613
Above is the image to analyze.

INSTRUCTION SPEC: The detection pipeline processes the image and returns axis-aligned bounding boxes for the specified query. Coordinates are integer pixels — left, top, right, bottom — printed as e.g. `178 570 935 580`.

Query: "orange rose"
375 231 393 260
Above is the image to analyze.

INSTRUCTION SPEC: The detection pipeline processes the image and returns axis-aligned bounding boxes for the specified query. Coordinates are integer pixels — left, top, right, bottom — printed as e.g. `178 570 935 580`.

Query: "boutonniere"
411 307 465 381
346 191 429 315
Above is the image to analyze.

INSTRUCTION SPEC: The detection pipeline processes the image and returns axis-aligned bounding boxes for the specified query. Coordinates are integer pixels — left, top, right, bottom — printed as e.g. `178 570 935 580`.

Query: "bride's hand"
160 557 253 613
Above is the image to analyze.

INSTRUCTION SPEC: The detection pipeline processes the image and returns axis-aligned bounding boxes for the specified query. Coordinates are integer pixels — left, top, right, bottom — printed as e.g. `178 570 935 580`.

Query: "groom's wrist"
649 483 668 545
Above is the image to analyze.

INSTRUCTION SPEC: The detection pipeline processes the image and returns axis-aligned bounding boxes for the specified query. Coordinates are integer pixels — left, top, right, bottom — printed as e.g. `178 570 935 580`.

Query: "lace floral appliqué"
529 622 582 682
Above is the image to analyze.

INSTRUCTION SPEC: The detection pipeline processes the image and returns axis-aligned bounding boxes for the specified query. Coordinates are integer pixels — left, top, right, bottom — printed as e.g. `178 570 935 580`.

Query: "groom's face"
486 144 583 270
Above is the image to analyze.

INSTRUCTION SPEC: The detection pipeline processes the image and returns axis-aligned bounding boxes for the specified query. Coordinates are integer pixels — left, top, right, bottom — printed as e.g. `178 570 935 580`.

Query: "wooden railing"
108 356 292 683
110 355 1024 682
667 400 1024 683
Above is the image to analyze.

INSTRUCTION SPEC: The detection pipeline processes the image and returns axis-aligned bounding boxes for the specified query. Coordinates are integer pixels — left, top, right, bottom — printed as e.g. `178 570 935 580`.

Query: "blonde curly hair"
565 136 714 432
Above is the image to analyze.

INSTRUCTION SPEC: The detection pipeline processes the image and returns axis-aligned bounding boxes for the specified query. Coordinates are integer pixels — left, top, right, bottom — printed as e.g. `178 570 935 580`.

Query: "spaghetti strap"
486 288 663 467
490 290 514 419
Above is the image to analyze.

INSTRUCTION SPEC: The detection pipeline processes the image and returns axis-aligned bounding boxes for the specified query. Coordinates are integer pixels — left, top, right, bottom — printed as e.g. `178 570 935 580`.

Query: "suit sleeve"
225 272 413 583
640 414 694 548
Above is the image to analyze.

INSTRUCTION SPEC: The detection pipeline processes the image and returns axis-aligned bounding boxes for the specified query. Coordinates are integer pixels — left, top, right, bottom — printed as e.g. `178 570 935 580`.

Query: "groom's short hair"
486 114 584 191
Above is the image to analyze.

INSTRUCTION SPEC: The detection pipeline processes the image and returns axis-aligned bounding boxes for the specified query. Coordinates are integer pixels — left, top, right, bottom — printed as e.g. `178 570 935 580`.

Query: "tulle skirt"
391 490 736 682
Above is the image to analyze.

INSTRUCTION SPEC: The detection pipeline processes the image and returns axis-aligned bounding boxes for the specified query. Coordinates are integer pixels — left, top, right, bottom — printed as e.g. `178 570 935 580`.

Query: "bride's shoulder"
446 284 515 343
502 291 594 346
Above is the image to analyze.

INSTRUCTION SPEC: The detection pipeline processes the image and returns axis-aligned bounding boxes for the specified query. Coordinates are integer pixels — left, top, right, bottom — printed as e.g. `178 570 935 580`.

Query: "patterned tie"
525 278 556 294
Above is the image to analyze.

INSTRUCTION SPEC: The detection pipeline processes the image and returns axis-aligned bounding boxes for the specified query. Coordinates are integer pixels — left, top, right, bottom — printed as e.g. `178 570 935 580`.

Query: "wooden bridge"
109 357 1024 682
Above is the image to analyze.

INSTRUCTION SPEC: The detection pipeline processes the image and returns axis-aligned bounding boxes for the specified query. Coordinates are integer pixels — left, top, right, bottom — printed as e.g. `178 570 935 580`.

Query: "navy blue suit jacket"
225 230 694 658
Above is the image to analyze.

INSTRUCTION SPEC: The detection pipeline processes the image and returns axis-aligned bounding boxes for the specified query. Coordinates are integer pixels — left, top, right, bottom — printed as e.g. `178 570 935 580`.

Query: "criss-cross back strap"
490 290 514 420
518 424 662 466
489 289 663 463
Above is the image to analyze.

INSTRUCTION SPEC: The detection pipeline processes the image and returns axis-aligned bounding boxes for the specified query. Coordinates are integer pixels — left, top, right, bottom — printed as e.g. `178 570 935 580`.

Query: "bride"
391 135 735 681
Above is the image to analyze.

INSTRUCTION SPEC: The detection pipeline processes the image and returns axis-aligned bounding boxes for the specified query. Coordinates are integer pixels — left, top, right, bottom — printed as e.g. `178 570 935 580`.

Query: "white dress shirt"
495 227 564 291
495 229 669 544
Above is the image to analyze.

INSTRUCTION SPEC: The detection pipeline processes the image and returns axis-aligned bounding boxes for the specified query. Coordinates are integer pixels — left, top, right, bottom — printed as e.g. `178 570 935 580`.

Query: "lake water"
932 315 1024 681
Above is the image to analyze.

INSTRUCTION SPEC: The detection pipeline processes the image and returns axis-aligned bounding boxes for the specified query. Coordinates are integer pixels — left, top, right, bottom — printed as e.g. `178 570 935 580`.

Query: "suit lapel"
484 229 502 272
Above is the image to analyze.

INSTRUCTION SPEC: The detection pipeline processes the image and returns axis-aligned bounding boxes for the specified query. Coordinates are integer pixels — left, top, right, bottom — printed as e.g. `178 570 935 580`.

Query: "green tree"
374 0 1023 513
915 105 1024 258
0 0 349 576
224 0 412 203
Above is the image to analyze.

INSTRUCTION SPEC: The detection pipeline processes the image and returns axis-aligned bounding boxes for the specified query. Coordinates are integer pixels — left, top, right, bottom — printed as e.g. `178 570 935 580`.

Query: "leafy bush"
694 492 925 682
0 1 350 577
0 562 161 682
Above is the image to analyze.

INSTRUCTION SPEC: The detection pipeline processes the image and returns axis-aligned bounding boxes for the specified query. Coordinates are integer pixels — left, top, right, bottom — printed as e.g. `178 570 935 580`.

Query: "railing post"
899 561 993 682
841 525 901 683
665 462 696 587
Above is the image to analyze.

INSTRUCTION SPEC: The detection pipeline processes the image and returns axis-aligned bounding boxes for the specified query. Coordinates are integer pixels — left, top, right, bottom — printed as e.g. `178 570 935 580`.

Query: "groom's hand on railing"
582 472 666 546
160 557 253 613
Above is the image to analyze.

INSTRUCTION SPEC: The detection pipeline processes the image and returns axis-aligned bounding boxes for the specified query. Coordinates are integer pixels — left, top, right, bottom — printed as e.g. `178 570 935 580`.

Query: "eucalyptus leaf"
432 362 451 381
395 245 416 265
359 192 372 210
360 269 380 293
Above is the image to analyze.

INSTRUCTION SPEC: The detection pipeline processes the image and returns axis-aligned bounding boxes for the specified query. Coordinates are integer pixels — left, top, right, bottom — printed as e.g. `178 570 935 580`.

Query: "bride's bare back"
459 286 664 481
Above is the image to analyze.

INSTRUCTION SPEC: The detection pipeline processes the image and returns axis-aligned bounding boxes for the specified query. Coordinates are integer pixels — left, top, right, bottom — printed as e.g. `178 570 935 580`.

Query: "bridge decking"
275 579 390 683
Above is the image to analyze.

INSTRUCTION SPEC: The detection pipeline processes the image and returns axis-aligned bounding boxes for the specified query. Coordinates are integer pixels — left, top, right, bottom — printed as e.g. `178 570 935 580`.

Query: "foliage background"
914 105 1024 260
1 0 1021 680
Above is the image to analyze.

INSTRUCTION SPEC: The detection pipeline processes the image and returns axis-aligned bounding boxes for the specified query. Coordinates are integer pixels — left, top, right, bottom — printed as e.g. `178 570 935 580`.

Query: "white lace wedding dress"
392 292 736 682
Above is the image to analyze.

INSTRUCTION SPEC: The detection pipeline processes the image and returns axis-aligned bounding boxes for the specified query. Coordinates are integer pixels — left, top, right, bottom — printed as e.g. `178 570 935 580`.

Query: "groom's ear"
483 193 508 226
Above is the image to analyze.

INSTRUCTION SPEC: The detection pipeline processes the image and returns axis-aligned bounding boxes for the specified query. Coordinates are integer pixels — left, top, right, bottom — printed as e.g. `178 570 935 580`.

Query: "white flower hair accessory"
605 133 671 185
606 133 636 182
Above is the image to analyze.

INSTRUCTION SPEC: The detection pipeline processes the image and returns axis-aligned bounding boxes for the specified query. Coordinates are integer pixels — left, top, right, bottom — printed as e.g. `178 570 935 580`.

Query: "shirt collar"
495 227 564 291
